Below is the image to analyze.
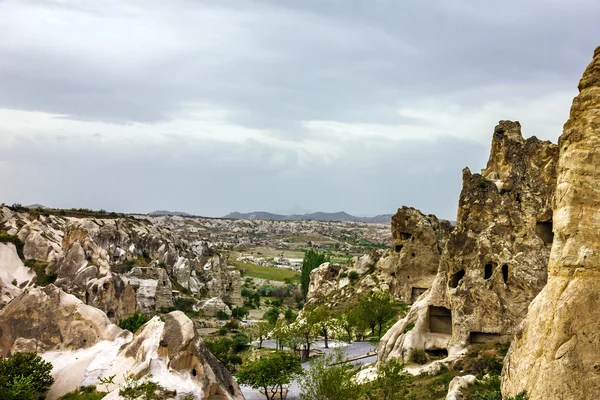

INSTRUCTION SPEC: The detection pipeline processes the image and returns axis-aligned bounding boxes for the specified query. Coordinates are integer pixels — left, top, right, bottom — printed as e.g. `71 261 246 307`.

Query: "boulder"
201 297 231 317
502 46 600 400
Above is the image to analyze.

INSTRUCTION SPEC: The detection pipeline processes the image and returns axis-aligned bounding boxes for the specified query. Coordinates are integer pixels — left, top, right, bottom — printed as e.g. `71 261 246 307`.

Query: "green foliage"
339 271 348 278
59 386 106 400
257 284 278 297
232 306 249 319
358 292 401 339
218 327 228 336
119 374 175 400
301 249 330 299
361 359 411 400
263 307 282 325
231 333 250 352
0 232 24 259
409 348 429 365
24 259 57 286
299 348 358 400
284 308 297 322
237 351 302 400
233 260 300 282
470 375 502 400
216 310 230 320
118 311 151 333
348 270 359 281
403 323 415 333
0 352 54 400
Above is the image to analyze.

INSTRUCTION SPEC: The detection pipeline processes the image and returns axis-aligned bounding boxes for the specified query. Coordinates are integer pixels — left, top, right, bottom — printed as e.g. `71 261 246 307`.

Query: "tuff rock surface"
306 207 452 308
0 285 242 399
378 120 558 362
502 46 600 400
0 207 241 318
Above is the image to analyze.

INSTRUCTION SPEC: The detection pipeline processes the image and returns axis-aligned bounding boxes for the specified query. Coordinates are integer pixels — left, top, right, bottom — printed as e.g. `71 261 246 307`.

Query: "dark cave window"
484 263 493 280
535 220 554 245
411 252 416 257
502 264 509 283
192 368 197 377
400 232 412 240
449 269 465 288
395 244 403 253
428 306 452 334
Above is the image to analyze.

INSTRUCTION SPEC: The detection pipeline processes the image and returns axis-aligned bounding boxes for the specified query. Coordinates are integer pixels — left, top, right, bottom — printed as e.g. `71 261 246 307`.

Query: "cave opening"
449 269 465 288
107 310 115 319
484 263 494 280
411 287 428 303
425 348 449 359
428 306 452 334
469 331 503 344
502 264 509 283
395 244 403 253
400 232 412 240
192 368 197 377
535 220 554 245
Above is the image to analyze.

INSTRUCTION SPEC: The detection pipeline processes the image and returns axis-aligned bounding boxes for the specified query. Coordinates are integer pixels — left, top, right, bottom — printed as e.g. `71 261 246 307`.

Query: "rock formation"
305 207 452 309
0 207 242 318
502 47 600 400
0 285 243 400
378 120 558 362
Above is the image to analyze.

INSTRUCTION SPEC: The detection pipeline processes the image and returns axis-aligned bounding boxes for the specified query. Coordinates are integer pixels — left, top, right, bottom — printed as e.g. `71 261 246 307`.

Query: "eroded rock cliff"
378 120 558 362
305 206 452 309
502 46 600 400
0 207 241 319
0 285 242 399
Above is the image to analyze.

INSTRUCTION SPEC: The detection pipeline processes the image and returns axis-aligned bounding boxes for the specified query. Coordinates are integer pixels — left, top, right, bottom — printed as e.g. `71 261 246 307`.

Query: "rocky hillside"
223 210 393 224
0 285 242 399
0 206 242 319
378 120 558 363
305 206 452 309
502 46 600 400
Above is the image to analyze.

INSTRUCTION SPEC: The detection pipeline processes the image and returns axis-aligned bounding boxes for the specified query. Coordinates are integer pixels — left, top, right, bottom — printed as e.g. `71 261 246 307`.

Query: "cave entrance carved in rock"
411 287 428 303
428 306 452 334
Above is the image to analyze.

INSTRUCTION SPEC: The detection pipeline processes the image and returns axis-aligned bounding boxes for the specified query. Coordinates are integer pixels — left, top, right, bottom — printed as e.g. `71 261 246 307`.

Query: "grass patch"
59 385 106 400
232 261 300 282
0 232 24 259
24 259 57 286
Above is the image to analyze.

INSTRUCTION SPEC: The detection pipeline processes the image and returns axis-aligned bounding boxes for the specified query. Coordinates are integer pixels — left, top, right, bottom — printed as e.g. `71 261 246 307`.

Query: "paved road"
240 340 377 400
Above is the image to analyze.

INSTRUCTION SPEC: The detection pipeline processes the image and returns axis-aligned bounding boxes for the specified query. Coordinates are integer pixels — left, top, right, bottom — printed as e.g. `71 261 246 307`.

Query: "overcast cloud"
1 0 598 219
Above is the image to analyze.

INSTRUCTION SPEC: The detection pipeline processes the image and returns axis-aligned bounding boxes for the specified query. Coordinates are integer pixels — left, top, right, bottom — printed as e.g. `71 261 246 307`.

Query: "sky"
1 0 599 220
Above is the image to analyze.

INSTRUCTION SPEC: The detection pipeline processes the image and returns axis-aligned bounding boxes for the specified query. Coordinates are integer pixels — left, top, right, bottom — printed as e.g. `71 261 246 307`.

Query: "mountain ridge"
223 210 392 224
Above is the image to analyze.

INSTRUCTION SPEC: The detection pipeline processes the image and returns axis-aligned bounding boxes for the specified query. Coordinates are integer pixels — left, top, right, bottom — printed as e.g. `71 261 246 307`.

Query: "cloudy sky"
1 0 598 219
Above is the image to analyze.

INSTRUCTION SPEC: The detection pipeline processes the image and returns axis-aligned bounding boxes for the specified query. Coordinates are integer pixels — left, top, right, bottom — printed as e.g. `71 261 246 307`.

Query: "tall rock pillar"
502 46 600 399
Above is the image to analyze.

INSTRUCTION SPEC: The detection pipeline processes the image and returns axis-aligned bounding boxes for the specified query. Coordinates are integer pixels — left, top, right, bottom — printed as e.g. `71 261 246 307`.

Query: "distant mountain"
25 204 49 209
149 210 193 217
223 211 392 224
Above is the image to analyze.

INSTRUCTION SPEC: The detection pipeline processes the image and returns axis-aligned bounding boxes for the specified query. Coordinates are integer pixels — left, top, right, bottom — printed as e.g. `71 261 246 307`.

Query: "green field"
232 261 300 282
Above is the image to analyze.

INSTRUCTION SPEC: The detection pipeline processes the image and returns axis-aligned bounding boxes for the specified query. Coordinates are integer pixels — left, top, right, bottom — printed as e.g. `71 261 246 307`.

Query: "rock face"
378 120 558 362
0 207 242 318
0 285 124 357
305 207 452 309
0 285 242 400
502 47 600 400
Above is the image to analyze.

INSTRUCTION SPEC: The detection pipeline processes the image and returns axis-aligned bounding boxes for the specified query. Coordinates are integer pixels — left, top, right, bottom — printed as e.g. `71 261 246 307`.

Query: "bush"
118 311 151 333
24 259 57 286
119 375 175 400
263 307 282 325
218 327 228 336
228 355 243 366
299 348 358 400
231 333 250 352
232 306 249 319
348 270 359 281
257 284 277 297
224 320 239 331
339 271 348 278
0 352 54 400
409 348 428 365
0 232 24 259
284 308 298 322
59 386 106 400
216 310 230 320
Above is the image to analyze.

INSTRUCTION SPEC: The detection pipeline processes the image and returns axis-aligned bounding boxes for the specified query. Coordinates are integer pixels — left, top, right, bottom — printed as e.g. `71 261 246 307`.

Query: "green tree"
236 351 303 400
307 305 332 348
299 348 358 400
301 250 330 299
118 311 151 333
0 352 54 400
361 359 411 400
358 292 399 339
244 321 271 349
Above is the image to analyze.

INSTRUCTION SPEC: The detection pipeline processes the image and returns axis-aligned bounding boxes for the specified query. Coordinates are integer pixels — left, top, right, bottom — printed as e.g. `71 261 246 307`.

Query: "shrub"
0 352 54 400
348 270 359 281
257 284 277 297
0 232 24 259
218 327 228 336
409 348 428 365
231 333 250 352
339 271 348 278
24 259 57 286
224 320 239 331
118 311 151 333
299 348 358 400
228 355 243 366
119 375 175 400
232 306 249 319
59 386 106 400
216 310 230 320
